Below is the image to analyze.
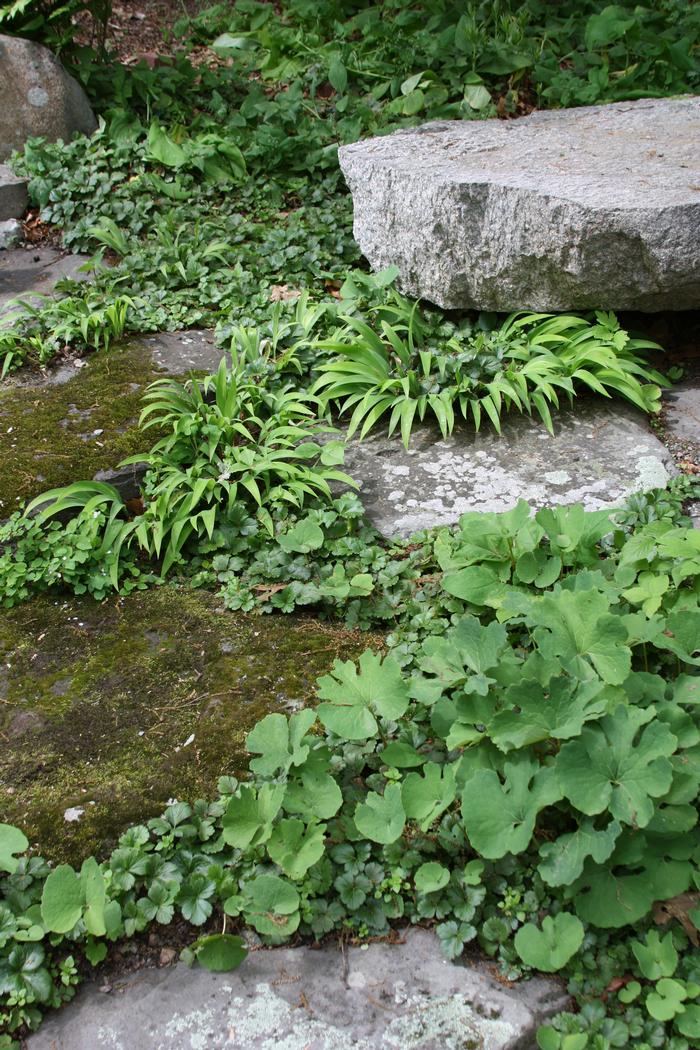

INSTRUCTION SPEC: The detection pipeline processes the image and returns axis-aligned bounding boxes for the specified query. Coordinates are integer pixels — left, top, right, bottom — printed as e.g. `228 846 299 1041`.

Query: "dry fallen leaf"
270 285 302 302
653 892 700 946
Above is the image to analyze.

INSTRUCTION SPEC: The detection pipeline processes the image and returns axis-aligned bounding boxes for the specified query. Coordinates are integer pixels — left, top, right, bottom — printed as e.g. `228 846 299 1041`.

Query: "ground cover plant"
1 0 699 1047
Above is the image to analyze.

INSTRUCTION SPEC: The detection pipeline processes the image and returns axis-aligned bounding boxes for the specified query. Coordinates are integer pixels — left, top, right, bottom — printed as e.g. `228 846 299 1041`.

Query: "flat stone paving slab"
339 96 700 312
28 929 568 1050
343 400 675 537
0 245 91 313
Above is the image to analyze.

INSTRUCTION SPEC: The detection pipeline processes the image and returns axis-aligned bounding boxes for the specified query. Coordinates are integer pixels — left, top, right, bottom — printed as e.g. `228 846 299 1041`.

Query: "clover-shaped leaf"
557 705 676 828
646 977 690 1021
631 929 678 980
317 650 409 740
243 874 300 941
246 709 316 776
0 825 28 875
514 913 584 972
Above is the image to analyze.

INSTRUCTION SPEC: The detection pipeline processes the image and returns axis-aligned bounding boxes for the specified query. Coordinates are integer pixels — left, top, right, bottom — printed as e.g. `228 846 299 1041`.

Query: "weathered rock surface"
0 218 22 248
28 928 568 1049
342 400 675 537
0 34 96 161
0 245 91 314
339 97 700 312
0 163 28 221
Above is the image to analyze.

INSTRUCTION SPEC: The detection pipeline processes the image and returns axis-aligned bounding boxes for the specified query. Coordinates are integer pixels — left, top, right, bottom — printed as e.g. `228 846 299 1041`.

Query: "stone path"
0 245 90 314
344 400 675 536
27 929 569 1050
340 96 700 312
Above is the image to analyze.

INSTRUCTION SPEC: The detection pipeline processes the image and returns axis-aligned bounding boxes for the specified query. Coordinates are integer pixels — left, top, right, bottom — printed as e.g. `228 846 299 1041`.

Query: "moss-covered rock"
0 586 376 863
0 341 160 515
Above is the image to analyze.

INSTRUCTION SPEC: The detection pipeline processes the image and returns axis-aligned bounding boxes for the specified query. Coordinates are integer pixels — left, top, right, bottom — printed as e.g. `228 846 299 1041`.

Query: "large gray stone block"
0 34 96 161
0 163 28 221
339 97 700 312
28 928 569 1049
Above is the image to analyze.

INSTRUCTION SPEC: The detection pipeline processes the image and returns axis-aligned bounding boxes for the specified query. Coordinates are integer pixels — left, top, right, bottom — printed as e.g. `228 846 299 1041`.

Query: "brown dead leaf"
653 892 700 946
270 285 302 302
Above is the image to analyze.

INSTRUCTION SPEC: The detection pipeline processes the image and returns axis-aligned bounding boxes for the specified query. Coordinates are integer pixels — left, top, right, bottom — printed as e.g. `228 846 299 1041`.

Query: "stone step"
27 927 568 1050
0 163 28 222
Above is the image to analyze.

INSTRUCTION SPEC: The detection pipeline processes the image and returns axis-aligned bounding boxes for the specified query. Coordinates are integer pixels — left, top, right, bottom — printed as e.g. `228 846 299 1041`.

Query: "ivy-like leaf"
461 756 561 859
556 705 676 827
527 588 631 684
316 650 410 740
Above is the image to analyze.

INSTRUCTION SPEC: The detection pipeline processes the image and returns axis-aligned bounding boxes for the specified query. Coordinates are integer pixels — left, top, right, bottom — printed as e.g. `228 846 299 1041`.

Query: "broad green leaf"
0 824 28 874
317 650 409 741
442 565 509 607
380 742 425 768
41 865 83 934
556 705 676 827
267 819 326 880
631 930 678 980
415 862 450 894
402 762 457 831
246 710 315 776
81 857 107 937
244 874 300 940
284 766 343 821
194 934 247 972
528 588 631 684
538 819 622 886
147 121 187 168
514 913 584 972
462 757 561 859
354 783 405 844
421 616 507 695
222 783 285 849
490 678 609 751
278 520 324 554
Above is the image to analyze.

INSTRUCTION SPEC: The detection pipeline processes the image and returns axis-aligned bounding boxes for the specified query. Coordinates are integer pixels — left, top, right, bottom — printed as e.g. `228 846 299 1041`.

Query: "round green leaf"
514 913 584 972
195 934 248 973
415 862 450 894
41 865 83 934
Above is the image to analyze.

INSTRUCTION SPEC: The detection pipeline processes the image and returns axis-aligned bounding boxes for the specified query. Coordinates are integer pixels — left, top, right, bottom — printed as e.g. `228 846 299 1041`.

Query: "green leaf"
0 825 28 874
267 819 326 880
284 766 343 821
538 819 622 887
415 862 450 894
81 857 107 937
246 710 315 776
490 677 609 751
462 757 561 859
631 930 678 980
442 565 509 607
222 783 285 849
278 520 324 554
194 934 247 972
402 762 457 831
380 742 425 768
244 874 300 940
528 589 631 684
328 55 348 94
556 706 676 827
41 865 83 933
147 122 187 168
514 913 584 972
645 977 688 1020
317 650 410 741
354 783 406 844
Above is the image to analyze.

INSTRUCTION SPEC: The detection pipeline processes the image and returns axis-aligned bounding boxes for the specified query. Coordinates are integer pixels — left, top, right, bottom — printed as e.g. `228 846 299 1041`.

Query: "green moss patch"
0 586 375 863
0 342 161 515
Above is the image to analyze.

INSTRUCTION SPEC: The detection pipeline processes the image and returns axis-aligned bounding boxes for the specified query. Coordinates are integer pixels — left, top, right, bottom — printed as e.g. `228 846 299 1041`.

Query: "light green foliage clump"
3 502 700 1050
